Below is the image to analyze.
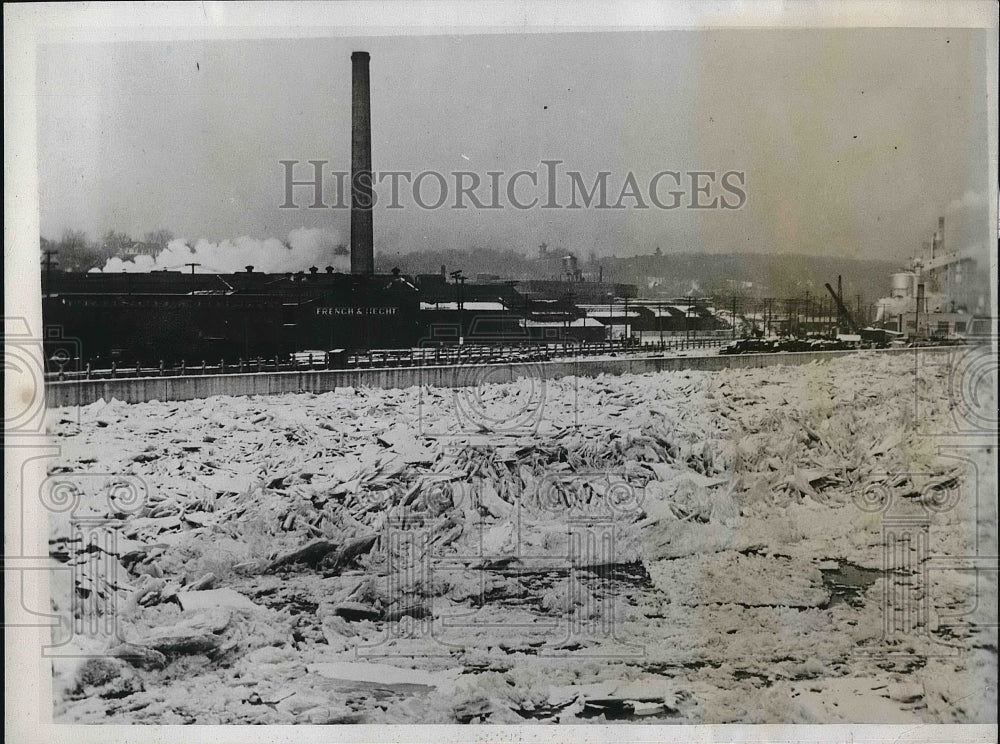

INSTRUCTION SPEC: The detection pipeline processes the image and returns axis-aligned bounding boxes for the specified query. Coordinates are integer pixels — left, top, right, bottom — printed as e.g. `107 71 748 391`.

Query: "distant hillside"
612 252 902 301
375 247 537 279
376 248 902 302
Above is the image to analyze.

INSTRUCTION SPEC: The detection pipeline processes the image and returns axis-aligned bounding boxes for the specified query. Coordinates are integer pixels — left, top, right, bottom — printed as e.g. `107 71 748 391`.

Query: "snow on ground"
45 351 997 723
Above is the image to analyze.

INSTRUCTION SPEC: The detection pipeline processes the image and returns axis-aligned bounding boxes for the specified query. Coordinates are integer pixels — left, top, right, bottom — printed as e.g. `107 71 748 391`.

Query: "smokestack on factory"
934 216 945 257
351 51 374 275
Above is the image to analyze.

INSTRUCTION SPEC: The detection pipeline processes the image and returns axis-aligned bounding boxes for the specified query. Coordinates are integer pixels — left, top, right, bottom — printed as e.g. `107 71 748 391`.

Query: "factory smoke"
92 227 351 274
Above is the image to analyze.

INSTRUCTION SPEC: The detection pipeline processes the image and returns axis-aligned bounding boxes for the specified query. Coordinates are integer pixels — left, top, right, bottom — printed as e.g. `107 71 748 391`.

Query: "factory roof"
578 306 642 319
522 317 604 328
419 301 507 311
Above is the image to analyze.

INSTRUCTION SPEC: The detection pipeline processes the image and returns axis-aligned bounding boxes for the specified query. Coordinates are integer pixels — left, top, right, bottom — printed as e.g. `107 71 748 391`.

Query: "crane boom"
824 283 859 333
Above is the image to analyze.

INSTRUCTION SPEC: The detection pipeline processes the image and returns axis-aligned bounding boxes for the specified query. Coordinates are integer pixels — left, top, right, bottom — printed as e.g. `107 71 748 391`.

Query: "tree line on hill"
42 230 898 303
375 246 899 302
40 229 176 273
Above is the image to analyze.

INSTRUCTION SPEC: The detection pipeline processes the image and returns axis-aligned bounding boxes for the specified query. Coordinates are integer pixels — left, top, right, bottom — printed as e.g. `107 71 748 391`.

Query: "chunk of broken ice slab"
123 515 182 540
176 588 256 612
885 682 925 704
376 424 434 463
274 692 361 723
308 660 461 691
124 607 231 657
356 442 385 471
332 601 381 621
382 601 431 622
780 678 924 723
186 572 216 591
197 471 256 495
304 707 364 724
476 480 513 519
640 515 764 560
322 458 361 483
645 462 727 488
538 576 597 615
547 677 679 718
265 539 338 571
106 642 167 670
480 520 516 556
321 534 379 573
646 552 828 608
547 681 617 707
625 700 666 716
452 694 526 724
181 511 217 527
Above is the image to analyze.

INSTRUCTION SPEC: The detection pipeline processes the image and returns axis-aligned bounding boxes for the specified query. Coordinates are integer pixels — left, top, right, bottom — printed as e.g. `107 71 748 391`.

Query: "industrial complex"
40 50 991 369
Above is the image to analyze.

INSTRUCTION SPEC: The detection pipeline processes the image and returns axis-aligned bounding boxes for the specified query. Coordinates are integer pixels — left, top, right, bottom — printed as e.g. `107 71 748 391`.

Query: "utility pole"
565 288 574 346
459 274 466 344
185 262 200 275
731 295 737 339
658 298 664 348
800 289 812 336
624 294 630 344
42 249 58 298
607 294 612 342
450 269 465 344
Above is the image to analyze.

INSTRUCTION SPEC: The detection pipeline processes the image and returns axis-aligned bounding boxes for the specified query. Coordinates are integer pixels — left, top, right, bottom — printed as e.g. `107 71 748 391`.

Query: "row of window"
58 298 282 309
903 320 967 334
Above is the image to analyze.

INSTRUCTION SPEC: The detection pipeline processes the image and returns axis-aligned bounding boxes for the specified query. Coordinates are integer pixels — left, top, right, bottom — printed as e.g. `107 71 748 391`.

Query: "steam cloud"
92 227 351 274
944 189 987 217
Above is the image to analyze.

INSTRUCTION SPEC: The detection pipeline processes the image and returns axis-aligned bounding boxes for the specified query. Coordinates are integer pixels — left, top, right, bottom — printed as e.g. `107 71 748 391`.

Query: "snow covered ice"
45 351 997 723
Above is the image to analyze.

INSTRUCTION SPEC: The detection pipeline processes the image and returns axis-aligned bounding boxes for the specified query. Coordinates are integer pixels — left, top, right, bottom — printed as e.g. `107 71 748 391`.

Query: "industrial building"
40 51 641 366
875 215 992 338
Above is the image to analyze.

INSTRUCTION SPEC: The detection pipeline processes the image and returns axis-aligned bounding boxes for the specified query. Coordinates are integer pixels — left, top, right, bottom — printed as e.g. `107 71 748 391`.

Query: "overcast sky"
37 29 991 264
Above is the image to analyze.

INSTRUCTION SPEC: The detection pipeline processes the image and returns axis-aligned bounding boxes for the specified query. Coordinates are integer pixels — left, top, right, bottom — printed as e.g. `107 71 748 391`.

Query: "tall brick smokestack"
351 51 374 275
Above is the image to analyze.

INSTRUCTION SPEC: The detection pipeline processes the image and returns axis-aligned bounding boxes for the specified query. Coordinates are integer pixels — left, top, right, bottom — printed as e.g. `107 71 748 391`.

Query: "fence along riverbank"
45 346 943 408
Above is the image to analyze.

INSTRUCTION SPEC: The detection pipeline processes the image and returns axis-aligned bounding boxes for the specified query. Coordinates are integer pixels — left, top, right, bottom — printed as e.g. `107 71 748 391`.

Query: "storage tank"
890 272 915 299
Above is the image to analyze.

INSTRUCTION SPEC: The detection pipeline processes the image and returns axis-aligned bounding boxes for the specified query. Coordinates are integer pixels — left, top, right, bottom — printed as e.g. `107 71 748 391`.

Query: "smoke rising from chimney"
92 227 351 274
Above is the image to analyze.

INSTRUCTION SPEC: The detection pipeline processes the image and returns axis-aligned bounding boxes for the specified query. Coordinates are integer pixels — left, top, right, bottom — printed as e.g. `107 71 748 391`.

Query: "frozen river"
47 350 997 723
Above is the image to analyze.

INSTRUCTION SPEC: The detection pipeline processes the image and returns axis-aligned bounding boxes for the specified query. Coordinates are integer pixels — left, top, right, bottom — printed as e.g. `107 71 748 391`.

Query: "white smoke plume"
91 227 351 274
944 189 987 217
